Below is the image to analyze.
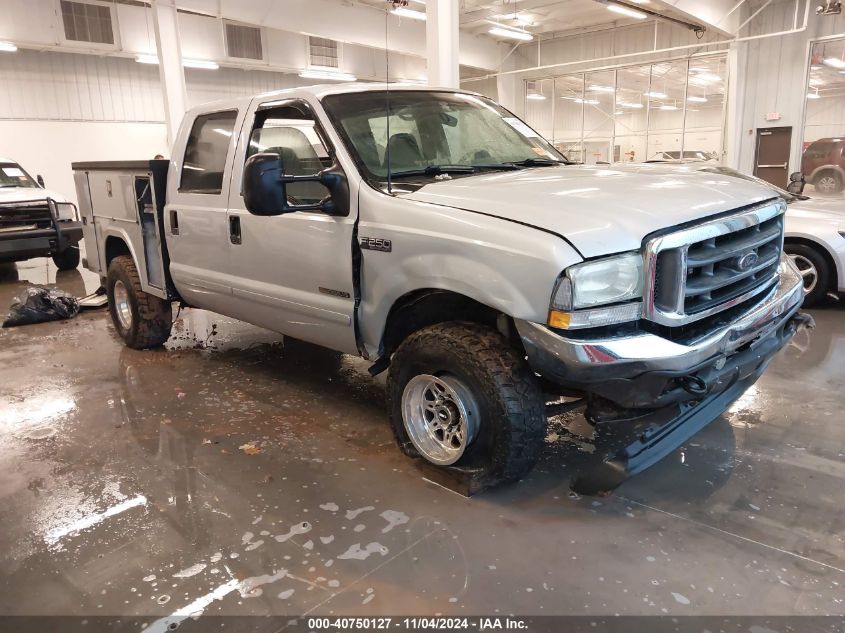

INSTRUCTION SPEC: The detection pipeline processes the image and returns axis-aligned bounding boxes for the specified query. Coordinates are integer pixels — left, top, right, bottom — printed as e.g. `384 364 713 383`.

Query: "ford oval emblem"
737 251 759 271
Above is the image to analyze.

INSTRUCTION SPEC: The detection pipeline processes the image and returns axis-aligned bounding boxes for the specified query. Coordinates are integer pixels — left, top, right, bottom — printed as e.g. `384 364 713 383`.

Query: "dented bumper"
516 255 807 409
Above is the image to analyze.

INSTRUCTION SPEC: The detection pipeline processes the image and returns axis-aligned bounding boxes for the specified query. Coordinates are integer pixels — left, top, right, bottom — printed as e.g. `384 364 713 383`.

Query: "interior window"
248 103 332 205
180 110 238 194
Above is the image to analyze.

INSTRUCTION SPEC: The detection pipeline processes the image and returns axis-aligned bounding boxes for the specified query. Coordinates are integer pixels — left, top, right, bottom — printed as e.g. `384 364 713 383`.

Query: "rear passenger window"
180 110 238 194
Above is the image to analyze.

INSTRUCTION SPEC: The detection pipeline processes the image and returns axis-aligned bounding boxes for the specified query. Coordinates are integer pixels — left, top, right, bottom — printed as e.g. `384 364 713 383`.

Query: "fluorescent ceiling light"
823 57 845 69
607 3 648 19
184 58 218 70
659 104 679 110
575 98 600 105
300 67 357 81
807 90 821 99
136 54 218 69
620 102 644 108
489 26 534 41
645 91 667 99
526 93 547 100
392 7 426 20
0 41 18 53
687 95 708 103
588 85 615 92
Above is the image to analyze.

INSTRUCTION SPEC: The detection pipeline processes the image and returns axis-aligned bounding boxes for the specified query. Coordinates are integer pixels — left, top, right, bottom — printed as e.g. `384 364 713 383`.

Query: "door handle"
757 163 788 169
229 215 242 245
169 209 179 235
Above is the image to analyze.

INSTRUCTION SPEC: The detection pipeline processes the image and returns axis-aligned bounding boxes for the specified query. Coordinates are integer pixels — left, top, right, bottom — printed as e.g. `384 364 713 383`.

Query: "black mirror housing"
37 174 45 187
243 152 348 217
244 152 288 216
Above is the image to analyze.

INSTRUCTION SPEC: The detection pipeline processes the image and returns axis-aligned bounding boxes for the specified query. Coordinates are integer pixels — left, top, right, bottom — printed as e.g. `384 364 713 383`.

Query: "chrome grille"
644 199 786 327
0 202 53 230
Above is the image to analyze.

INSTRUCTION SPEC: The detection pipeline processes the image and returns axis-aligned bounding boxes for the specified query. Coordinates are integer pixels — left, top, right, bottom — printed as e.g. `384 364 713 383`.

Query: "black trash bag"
2 286 81 327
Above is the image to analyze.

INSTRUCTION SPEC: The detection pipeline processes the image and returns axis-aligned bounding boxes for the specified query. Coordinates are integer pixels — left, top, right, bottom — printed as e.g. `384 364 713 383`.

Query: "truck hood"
405 165 777 258
0 186 66 205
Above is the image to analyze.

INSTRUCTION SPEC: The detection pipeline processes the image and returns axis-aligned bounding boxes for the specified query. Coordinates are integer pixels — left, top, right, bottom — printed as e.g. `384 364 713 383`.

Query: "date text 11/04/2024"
307 617 528 630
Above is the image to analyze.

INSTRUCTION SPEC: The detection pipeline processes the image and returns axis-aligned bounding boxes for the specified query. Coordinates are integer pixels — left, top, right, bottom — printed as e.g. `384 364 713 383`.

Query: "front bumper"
517 255 806 409
0 222 82 261
518 257 811 494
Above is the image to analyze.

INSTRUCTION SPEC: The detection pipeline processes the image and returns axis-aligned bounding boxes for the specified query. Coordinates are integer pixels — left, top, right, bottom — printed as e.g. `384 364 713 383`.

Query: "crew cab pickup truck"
1 158 82 270
72 84 811 491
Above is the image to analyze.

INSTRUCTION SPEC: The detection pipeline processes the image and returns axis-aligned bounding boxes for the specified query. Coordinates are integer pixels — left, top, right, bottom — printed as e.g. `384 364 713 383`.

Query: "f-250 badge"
360 237 392 252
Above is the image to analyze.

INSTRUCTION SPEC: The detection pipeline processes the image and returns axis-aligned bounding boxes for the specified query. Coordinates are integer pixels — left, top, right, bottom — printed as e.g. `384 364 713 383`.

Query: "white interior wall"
0 120 168 205
734 1 845 174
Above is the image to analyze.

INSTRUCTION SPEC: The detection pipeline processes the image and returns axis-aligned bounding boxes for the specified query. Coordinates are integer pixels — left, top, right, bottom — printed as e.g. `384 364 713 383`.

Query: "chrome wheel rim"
817 176 838 194
113 280 133 331
788 254 818 295
401 374 479 466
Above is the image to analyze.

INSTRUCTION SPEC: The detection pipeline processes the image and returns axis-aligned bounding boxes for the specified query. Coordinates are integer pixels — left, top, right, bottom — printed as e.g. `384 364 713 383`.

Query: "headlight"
52 201 78 221
549 252 644 329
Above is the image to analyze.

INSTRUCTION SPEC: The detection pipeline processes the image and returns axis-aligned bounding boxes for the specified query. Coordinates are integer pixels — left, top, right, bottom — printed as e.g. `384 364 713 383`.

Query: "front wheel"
52 246 80 271
106 255 172 349
814 172 844 195
785 243 831 307
387 322 546 487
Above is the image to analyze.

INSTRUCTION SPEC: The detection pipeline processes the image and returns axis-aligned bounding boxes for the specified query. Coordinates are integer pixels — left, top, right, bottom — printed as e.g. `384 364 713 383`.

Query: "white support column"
724 41 749 171
426 0 460 88
151 0 188 148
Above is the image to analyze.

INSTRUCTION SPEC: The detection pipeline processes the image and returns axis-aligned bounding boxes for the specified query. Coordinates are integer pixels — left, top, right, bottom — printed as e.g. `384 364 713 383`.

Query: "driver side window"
247 103 332 205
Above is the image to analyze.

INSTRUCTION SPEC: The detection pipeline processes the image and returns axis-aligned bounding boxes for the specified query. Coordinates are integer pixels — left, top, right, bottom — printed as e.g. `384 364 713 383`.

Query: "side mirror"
37 174 45 187
786 171 806 194
243 152 348 217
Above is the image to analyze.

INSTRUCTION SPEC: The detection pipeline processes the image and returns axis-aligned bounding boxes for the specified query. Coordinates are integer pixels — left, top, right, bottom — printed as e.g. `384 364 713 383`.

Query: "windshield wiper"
507 158 568 167
389 164 478 178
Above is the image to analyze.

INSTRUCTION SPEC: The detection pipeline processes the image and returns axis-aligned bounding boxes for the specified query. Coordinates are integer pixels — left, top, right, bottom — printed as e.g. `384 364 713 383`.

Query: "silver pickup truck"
72 84 811 492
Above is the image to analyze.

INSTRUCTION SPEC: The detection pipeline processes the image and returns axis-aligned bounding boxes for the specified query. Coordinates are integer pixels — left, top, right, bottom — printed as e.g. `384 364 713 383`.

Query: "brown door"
754 126 792 188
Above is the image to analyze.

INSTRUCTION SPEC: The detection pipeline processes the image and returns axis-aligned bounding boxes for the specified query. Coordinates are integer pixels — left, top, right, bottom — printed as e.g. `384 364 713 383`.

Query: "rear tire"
785 243 831 307
52 246 80 271
106 255 172 349
387 322 546 487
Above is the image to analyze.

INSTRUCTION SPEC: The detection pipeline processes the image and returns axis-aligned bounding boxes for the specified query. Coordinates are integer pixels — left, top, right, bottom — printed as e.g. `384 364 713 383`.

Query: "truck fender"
360 253 554 359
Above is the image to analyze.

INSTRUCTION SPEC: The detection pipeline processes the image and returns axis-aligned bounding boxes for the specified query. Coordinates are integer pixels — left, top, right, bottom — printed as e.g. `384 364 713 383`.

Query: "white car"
0 157 81 270
644 161 844 307
649 150 719 162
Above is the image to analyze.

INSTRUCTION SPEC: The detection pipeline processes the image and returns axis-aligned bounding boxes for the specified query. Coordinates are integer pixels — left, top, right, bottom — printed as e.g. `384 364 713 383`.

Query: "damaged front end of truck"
517 200 815 494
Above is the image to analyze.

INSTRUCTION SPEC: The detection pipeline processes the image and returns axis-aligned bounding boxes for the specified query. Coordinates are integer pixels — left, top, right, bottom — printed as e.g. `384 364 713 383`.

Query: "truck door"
225 98 358 354
165 107 245 315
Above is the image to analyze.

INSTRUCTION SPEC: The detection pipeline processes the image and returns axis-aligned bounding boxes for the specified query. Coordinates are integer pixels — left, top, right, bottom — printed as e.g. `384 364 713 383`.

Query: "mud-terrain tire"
785 243 831 308
106 255 172 349
387 321 546 487
52 246 80 270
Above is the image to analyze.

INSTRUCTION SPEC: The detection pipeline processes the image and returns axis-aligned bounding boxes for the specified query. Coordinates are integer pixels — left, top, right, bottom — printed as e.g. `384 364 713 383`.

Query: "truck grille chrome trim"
643 199 786 327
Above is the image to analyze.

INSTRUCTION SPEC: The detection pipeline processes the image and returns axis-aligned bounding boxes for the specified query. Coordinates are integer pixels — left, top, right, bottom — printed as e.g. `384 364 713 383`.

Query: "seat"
383 133 424 171
254 126 327 203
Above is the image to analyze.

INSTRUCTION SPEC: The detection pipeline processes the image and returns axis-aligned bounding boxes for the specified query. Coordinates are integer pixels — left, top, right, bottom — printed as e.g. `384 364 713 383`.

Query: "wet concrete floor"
0 256 843 624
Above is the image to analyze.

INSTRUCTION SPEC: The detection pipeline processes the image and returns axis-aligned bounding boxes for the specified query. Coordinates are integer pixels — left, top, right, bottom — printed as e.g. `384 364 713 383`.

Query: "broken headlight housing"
548 252 644 329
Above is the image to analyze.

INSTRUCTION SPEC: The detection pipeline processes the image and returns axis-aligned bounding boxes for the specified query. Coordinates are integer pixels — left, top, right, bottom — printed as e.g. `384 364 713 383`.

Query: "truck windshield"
0 163 38 188
321 91 568 184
